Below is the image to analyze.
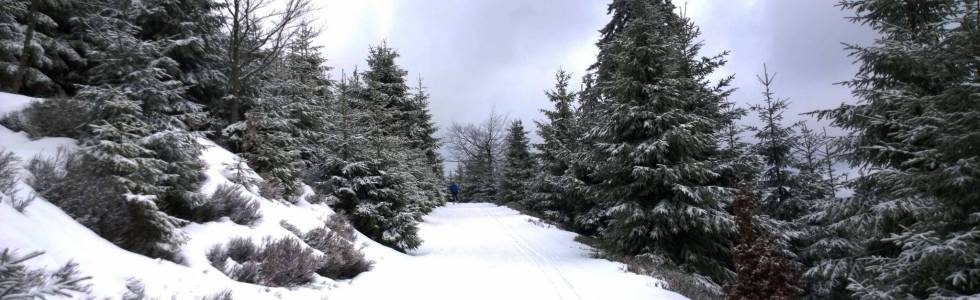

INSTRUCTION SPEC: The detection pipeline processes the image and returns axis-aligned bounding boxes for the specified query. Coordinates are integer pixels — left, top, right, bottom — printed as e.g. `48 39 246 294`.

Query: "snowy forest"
1 0 979 299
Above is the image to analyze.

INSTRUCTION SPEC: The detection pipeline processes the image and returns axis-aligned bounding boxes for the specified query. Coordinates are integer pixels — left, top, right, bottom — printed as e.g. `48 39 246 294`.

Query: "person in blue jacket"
448 182 460 202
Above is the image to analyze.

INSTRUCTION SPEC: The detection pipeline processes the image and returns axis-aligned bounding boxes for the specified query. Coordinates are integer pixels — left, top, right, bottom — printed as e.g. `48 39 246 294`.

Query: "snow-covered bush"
0 249 91 299
622 254 721 300
226 237 257 263
198 184 260 225
26 150 185 261
0 150 16 196
256 237 321 286
229 262 260 284
122 278 148 300
207 236 322 287
0 97 94 139
205 245 228 271
303 215 372 279
0 150 31 212
279 220 301 236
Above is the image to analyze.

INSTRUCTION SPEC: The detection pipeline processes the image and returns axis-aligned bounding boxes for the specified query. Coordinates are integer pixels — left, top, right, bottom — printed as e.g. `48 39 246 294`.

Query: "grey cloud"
317 0 876 141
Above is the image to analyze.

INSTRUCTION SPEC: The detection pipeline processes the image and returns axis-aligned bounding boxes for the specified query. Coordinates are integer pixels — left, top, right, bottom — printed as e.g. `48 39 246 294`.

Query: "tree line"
447 0 980 299
0 0 444 261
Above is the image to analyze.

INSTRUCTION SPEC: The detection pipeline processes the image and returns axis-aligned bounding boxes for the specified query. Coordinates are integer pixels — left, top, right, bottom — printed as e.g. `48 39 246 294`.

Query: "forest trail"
331 203 684 300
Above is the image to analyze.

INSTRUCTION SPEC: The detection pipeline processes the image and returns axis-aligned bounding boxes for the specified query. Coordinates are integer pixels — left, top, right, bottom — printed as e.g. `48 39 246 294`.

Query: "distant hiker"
448 182 460 202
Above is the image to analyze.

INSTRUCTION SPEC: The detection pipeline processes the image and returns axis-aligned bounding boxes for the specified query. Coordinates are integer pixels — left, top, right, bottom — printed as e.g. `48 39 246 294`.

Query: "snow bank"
0 92 390 299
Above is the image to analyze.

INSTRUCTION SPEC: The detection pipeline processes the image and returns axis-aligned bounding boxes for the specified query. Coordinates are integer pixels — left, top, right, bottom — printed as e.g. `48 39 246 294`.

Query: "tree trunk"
11 0 39 93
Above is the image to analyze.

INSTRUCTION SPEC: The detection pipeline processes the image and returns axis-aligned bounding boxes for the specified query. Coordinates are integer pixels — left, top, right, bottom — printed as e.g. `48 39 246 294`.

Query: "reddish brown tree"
726 183 801 300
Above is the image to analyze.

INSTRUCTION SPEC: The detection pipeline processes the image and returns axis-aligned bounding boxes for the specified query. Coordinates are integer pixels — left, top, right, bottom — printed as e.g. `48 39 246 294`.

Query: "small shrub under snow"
226 237 258 263
279 220 302 236
303 214 372 279
0 97 95 139
207 236 322 287
198 184 261 225
0 248 91 298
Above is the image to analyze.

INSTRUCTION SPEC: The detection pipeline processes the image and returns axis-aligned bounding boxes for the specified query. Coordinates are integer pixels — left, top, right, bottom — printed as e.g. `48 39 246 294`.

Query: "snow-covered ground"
333 203 684 300
0 92 683 299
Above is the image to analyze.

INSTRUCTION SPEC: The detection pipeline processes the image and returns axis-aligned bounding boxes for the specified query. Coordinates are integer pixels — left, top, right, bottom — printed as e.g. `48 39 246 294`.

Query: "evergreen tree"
499 120 534 204
584 0 735 289
749 66 803 222
242 24 328 199
135 0 226 130
406 79 447 211
812 0 980 297
242 91 302 199
316 68 422 252
70 0 203 259
0 0 88 96
528 70 587 224
726 183 802 300
746 67 806 282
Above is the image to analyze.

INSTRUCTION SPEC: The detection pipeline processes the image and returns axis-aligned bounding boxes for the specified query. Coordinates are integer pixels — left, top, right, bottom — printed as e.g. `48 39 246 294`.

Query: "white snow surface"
0 92 684 299
331 203 685 300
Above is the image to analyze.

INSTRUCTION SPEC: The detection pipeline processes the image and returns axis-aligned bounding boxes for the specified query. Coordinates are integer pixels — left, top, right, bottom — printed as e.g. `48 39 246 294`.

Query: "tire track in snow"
484 209 585 300
475 208 567 300
493 212 586 300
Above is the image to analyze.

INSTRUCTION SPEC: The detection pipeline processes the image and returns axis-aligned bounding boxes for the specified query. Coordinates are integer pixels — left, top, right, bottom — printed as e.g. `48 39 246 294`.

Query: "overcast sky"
311 0 877 143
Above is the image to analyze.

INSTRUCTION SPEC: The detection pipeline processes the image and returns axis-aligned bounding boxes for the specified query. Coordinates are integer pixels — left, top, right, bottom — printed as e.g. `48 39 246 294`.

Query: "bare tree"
222 0 312 125
445 110 507 201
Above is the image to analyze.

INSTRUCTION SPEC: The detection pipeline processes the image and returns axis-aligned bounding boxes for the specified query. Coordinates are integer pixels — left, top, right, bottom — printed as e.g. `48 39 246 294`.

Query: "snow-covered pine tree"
499 120 534 204
135 0 225 130
528 70 580 220
715 99 759 189
242 23 329 199
749 66 804 222
0 0 87 96
405 79 446 211
792 123 835 204
811 0 980 297
358 43 426 250
796 128 855 300
409 79 443 177
242 91 303 199
314 71 372 213
584 0 735 289
280 24 332 167
65 0 215 260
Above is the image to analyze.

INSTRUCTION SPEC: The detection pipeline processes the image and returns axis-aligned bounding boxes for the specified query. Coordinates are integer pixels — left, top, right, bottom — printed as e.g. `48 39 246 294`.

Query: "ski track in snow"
332 203 684 300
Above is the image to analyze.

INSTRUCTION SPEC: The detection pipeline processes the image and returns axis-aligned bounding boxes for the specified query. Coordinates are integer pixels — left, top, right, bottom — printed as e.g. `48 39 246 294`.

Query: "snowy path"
331 203 684 300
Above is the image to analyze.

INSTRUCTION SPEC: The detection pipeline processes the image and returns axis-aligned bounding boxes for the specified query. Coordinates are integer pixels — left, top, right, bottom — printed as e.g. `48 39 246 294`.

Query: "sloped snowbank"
0 92 397 299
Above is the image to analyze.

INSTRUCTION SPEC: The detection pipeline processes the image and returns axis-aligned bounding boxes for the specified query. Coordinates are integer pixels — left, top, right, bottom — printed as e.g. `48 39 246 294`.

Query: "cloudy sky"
311 0 877 142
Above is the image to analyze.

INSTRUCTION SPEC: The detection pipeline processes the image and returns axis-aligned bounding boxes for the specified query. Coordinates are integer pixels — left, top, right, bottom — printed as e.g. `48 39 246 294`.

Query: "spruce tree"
726 183 802 300
529 70 585 223
499 120 534 204
812 0 980 297
242 24 329 199
585 0 735 288
406 79 446 211
749 66 803 222
135 0 225 130
71 0 201 259
746 67 806 280
0 0 87 96
317 65 422 252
